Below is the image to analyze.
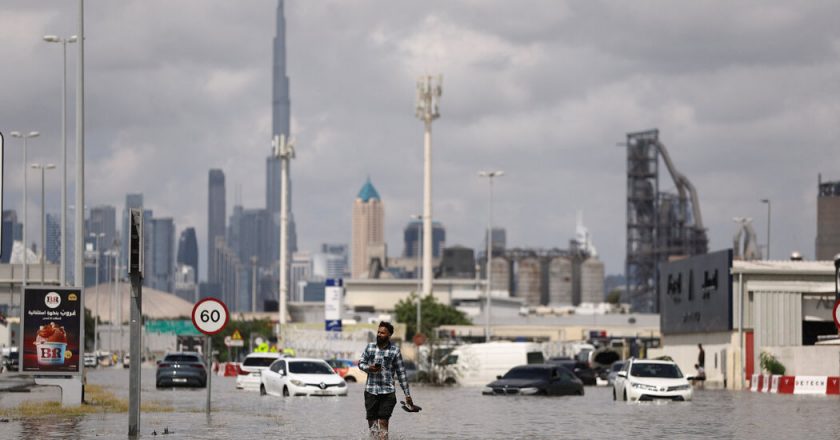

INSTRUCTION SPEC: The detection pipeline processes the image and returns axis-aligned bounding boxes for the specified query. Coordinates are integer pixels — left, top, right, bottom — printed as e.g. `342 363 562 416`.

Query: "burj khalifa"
267 0 297 263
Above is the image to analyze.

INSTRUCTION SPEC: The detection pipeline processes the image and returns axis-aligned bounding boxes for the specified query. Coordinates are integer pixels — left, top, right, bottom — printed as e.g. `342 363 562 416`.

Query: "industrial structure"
625 129 708 313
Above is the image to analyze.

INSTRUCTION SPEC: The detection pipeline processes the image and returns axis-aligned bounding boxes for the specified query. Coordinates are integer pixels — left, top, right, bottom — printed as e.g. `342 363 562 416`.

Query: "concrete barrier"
750 374 840 395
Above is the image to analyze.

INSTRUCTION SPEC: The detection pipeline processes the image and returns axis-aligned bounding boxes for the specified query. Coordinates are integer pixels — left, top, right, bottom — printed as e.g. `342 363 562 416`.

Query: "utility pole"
127 209 143 438
415 75 442 298
74 0 85 289
272 134 295 340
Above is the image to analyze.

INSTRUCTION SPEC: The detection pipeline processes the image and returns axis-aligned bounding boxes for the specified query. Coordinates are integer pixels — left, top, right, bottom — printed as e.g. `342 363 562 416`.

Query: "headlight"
671 384 691 391
337 381 346 388
290 379 304 386
518 387 540 395
631 382 658 391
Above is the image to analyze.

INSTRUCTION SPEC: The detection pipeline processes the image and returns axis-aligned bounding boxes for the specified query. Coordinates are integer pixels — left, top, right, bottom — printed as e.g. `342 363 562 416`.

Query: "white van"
438 342 545 386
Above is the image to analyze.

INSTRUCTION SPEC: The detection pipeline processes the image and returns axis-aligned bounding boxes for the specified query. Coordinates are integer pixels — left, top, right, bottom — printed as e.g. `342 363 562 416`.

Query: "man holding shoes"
359 321 413 439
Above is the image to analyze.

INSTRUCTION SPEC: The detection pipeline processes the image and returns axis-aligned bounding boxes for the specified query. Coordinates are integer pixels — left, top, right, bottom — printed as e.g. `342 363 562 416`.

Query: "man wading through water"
359 321 413 439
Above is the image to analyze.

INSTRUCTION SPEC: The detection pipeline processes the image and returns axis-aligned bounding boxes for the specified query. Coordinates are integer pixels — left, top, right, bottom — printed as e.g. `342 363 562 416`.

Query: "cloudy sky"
2 0 840 280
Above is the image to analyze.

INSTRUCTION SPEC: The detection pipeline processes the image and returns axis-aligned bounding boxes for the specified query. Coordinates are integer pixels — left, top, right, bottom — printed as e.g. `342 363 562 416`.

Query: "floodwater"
1 367 840 439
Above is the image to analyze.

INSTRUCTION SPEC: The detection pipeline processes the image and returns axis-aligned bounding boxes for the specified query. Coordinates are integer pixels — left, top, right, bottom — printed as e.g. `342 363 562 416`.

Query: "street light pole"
415 75 442 298
272 134 295 340
74 0 86 291
479 170 504 342
11 131 40 288
761 199 771 260
43 35 77 286
31 163 56 284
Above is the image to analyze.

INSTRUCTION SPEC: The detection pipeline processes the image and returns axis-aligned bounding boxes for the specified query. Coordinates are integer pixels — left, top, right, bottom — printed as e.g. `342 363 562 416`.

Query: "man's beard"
377 335 388 345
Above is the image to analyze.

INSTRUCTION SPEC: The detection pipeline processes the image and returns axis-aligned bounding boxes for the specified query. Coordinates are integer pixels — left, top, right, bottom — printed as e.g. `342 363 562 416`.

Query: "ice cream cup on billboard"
36 341 68 365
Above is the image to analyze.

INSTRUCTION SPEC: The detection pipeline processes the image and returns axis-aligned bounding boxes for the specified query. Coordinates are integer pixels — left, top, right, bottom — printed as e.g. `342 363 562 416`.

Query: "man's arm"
358 345 371 373
393 348 411 399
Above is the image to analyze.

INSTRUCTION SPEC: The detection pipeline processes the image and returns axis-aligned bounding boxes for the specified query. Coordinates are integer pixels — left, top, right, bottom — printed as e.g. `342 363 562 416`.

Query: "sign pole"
127 209 143 438
205 335 212 416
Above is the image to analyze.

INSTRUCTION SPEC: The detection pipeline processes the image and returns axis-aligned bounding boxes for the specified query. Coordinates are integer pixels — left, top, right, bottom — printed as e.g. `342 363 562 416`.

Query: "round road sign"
833 300 840 333
192 298 230 335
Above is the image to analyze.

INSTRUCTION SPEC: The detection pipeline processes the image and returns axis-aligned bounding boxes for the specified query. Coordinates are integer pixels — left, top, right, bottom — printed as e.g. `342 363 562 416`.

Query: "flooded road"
2 367 840 439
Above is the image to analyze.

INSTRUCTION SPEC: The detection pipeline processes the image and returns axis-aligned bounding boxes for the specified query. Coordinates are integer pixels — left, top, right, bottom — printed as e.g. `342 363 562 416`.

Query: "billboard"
659 249 733 334
324 278 343 332
20 287 83 374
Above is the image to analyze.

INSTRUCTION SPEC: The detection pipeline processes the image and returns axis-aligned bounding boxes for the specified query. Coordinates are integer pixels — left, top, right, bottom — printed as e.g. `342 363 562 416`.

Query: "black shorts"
364 392 397 420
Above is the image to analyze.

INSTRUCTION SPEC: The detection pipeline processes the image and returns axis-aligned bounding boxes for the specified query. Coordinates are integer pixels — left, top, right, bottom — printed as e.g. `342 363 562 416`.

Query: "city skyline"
2 1 840 279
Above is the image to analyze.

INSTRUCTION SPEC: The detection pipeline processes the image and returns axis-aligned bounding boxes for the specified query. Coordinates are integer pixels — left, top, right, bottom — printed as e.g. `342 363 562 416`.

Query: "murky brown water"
1 367 840 439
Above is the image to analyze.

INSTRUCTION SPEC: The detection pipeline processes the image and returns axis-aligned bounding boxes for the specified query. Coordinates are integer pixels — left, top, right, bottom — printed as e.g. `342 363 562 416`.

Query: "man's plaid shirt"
359 342 410 396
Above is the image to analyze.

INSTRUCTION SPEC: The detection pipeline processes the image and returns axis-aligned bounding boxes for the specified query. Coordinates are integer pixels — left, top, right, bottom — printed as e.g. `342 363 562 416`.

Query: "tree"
394 294 471 341
606 288 622 305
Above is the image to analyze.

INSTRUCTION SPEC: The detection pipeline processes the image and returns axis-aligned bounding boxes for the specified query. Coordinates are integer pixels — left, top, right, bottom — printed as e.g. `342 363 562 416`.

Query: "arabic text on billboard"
21 287 83 374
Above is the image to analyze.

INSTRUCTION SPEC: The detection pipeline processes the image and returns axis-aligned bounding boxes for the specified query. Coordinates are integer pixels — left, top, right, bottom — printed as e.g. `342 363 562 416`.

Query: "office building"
351 178 384 278
177 227 198 282
208 169 226 283
89 205 117 282
149 217 176 293
816 177 840 260
2 210 21 263
404 220 445 258
45 213 60 264
290 251 312 302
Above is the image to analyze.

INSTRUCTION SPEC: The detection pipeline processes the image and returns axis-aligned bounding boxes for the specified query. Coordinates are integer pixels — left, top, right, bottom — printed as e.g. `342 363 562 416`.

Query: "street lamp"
43 34 77 286
415 75 442 299
31 164 56 284
410 214 423 336
90 232 104 354
478 170 504 342
760 199 771 260
11 131 40 286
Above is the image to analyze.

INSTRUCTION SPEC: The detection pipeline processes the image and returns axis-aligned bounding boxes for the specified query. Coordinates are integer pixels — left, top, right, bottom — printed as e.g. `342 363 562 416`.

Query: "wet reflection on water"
1 368 840 439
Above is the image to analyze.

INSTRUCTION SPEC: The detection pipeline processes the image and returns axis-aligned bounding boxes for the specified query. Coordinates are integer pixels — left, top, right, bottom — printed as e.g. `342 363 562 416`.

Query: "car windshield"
164 354 201 363
243 357 277 367
502 367 549 380
289 361 334 375
630 363 683 378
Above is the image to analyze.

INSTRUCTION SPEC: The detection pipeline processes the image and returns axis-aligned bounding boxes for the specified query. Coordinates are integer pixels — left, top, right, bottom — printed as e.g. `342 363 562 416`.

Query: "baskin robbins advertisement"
21 287 83 374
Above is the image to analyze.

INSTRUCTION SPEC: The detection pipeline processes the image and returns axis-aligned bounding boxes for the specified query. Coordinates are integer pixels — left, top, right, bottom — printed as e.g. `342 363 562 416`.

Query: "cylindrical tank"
580 258 605 304
548 256 573 305
515 257 542 306
490 256 510 293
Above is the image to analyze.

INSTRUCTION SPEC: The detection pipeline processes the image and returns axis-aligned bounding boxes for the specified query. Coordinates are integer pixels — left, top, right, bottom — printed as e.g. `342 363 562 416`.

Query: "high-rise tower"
267 0 297 264
816 176 840 260
208 169 226 283
351 179 385 278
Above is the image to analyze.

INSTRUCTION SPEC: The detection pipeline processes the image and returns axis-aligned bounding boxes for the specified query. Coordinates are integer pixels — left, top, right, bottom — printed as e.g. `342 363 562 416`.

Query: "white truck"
437 342 546 387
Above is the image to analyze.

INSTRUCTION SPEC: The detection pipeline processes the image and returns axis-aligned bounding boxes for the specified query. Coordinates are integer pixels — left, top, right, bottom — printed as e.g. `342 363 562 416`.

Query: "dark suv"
546 357 597 386
156 352 207 388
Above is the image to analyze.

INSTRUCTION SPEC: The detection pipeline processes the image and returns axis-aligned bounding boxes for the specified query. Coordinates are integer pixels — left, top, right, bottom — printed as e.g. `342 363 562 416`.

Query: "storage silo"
548 256 573 305
580 258 605 304
490 256 510 293
516 257 542 306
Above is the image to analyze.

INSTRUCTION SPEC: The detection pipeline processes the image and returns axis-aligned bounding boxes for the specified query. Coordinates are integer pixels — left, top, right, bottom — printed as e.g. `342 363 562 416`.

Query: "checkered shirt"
359 342 410 396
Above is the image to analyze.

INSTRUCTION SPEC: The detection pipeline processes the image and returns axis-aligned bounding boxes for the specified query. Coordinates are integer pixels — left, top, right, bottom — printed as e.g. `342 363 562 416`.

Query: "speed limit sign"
192 298 229 335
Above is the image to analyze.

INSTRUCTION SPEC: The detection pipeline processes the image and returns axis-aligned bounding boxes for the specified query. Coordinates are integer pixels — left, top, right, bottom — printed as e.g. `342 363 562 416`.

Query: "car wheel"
623 390 627 401
282 386 290 397
444 377 456 385
613 389 616 401
260 384 267 396
345 376 356 383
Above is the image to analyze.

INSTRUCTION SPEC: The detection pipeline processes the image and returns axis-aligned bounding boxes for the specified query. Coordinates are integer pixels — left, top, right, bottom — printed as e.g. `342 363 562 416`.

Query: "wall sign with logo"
659 249 733 335
20 287 83 374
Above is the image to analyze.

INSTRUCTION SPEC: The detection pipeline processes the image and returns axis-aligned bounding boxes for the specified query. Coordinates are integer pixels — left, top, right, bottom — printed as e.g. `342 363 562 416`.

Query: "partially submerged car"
483 364 584 396
613 358 693 402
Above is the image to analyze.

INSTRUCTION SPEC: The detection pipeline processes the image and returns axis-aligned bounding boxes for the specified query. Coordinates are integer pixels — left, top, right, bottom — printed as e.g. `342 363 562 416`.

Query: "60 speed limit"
192 298 229 335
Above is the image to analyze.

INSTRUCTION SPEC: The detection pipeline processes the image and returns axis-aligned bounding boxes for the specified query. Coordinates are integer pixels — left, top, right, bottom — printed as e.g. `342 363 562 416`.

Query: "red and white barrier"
750 374 840 395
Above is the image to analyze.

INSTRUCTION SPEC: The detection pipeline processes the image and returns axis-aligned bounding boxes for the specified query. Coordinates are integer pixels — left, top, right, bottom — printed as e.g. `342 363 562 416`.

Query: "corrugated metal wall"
754 290 801 347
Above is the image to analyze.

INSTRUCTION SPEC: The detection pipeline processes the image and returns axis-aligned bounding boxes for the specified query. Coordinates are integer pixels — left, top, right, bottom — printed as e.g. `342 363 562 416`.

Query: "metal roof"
732 259 836 275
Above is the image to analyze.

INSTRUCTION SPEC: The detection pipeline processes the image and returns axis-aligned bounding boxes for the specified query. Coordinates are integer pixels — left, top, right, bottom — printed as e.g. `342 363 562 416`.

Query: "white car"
613 359 693 402
236 352 283 391
260 358 348 397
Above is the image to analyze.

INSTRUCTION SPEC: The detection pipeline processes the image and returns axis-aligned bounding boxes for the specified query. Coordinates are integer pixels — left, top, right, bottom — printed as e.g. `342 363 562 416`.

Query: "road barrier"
750 374 840 395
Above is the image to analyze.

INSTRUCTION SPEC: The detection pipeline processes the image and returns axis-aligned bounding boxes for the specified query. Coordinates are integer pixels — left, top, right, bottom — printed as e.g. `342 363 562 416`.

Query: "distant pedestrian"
359 321 413 440
697 344 705 368
693 364 706 389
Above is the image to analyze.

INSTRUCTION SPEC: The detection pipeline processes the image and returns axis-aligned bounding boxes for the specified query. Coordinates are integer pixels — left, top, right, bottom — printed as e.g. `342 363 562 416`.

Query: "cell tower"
625 129 708 312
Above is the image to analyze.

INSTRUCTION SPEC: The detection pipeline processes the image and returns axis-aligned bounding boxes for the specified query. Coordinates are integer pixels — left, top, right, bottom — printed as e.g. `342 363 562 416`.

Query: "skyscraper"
89 205 117 282
149 217 175 293
2 210 21 263
351 178 385 278
177 227 198 282
267 0 297 265
45 213 60 264
208 169 226 283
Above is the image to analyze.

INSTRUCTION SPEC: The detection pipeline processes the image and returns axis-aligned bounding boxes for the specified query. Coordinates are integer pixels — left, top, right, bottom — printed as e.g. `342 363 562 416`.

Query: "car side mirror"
617 371 627 378
496 375 502 380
